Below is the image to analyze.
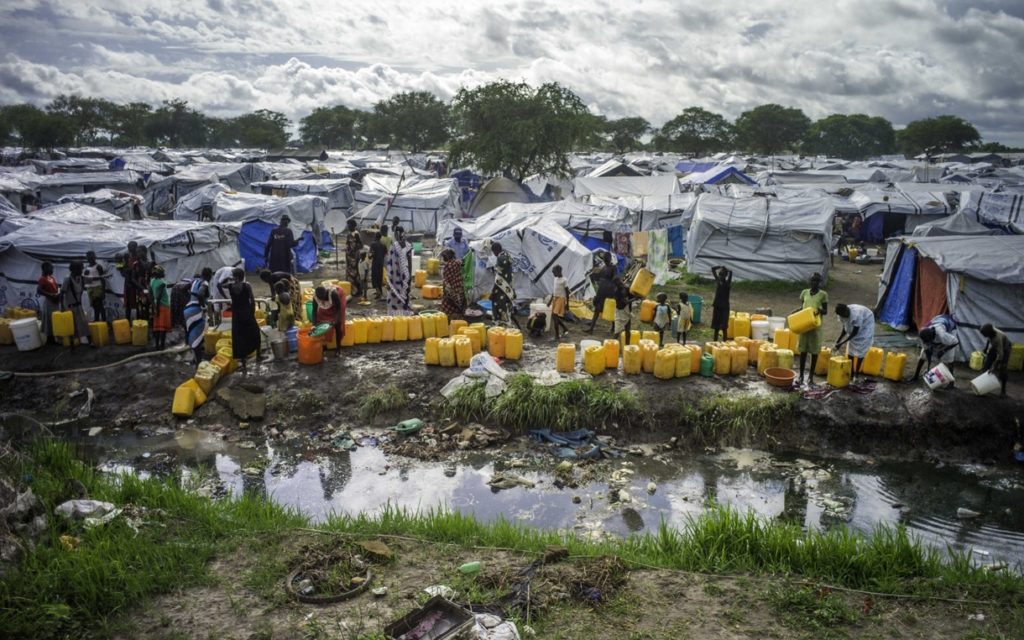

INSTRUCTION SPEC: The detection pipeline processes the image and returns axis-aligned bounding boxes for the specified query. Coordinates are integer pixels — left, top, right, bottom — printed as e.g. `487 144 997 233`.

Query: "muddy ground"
0 258 1021 465
116 533 1019 640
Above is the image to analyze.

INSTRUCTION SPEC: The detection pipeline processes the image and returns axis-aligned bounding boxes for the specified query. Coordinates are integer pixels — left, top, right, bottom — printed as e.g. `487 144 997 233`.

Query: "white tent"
174 191 327 272
0 219 240 318
251 178 355 231
57 189 145 219
876 235 1024 356
573 175 680 199
956 190 1024 234
586 193 698 230
351 174 461 233
686 193 835 282
143 163 270 213
466 217 596 301
33 171 144 205
466 177 532 217
436 201 632 243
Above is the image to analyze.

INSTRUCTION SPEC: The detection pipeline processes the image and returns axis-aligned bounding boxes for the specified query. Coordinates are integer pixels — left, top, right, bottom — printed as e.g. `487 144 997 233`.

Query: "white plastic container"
923 363 954 390
530 300 552 331
10 318 42 351
768 316 786 333
970 371 1000 396
411 255 422 274
580 339 602 352
751 320 771 341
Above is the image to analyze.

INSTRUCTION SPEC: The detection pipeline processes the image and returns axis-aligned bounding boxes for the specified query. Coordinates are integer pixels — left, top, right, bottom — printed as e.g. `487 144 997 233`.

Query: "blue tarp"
879 246 916 330
862 214 885 242
571 234 626 275
239 220 319 273
528 428 619 459
668 225 685 257
675 162 718 174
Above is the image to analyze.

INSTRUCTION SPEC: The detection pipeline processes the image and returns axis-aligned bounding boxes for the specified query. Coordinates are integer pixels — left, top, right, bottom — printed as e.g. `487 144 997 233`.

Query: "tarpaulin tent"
586 193 698 231
437 201 632 244
0 219 240 318
251 178 355 233
32 171 144 205
876 235 1024 356
174 191 326 273
685 192 835 282
679 166 756 186
465 217 596 301
351 174 460 233
143 163 271 214
956 191 1024 234
57 189 145 219
848 189 952 241
467 177 532 217
574 175 680 199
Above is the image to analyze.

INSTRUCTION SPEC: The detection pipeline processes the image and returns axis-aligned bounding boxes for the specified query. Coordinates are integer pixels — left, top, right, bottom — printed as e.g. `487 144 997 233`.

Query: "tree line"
0 83 1016 181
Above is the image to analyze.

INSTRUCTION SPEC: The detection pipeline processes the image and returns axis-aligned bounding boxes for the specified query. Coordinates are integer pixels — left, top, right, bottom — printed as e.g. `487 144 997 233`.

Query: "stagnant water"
63 424 1024 571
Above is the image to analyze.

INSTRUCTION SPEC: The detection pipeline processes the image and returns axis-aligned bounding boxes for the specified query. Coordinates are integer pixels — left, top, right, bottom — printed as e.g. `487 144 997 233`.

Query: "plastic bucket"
923 363 954 390
285 327 298 353
970 371 1000 396
10 318 42 351
688 294 703 324
750 320 770 341
767 316 786 334
270 339 288 359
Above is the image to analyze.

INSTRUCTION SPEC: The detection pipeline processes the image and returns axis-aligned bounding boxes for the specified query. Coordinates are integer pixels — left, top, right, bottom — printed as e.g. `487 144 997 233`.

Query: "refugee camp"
0 1 1023 638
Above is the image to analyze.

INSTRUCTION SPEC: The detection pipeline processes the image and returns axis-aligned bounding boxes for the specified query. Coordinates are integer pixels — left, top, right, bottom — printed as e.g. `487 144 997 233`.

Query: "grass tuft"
357 384 408 422
443 373 645 433
679 392 798 447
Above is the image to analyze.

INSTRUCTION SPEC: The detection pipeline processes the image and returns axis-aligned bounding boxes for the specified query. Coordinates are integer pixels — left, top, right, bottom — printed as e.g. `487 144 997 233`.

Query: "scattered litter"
423 585 456 599
371 586 388 597
54 499 115 520
487 472 535 491
386 595 474 640
458 561 481 575
473 613 521 640
967 613 985 622
957 507 981 519
356 540 393 561
87 427 102 437
59 534 80 550
646 482 657 494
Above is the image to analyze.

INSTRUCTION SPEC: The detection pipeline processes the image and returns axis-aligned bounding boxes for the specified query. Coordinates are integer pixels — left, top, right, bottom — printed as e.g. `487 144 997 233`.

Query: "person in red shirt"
312 285 345 355
36 261 61 345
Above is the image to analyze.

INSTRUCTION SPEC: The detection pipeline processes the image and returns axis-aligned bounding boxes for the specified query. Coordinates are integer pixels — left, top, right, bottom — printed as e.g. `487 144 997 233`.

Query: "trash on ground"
423 585 456 599
957 507 981 519
385 595 474 640
487 471 535 491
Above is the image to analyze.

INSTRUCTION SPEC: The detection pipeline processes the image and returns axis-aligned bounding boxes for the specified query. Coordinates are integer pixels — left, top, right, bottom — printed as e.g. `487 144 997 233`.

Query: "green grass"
767 584 860 636
357 384 408 422
0 440 305 640
3 440 1022 639
679 392 799 447
442 373 646 433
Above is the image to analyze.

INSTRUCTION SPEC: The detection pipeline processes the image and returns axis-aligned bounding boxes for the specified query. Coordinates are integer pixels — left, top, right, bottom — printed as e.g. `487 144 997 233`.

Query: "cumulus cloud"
0 0 1021 144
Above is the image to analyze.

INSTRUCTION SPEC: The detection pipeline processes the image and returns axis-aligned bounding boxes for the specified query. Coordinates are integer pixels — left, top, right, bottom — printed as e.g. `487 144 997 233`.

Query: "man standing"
980 323 1011 397
444 228 470 261
793 273 828 385
345 219 363 298
711 265 732 342
84 250 110 323
265 215 297 273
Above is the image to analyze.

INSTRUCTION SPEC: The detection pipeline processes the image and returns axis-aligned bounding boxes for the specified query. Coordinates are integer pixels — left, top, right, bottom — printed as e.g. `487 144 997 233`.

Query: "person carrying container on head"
911 314 959 382
793 272 828 386
980 323 1011 397
834 303 875 382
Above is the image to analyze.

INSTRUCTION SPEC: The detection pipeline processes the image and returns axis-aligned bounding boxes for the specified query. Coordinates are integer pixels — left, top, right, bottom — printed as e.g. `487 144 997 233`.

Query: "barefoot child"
548 265 570 340
674 291 693 345
652 292 673 346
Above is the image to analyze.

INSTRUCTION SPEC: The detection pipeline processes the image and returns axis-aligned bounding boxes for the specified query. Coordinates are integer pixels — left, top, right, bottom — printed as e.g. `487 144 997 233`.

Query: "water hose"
1 344 188 378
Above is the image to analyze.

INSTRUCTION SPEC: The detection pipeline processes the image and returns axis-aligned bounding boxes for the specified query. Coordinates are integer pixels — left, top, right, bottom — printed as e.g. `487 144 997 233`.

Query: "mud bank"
1 337 1020 465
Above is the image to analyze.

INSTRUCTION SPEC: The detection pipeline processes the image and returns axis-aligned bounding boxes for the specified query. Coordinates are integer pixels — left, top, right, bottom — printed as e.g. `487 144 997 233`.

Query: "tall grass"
680 392 798 447
443 374 645 433
358 384 408 422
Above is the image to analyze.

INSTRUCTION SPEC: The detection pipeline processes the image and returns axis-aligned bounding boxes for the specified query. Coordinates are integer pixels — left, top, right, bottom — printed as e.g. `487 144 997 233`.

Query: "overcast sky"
1 0 1023 145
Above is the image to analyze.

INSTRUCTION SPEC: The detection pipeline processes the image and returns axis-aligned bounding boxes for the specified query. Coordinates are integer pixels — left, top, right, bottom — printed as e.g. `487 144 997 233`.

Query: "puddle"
68 427 1024 570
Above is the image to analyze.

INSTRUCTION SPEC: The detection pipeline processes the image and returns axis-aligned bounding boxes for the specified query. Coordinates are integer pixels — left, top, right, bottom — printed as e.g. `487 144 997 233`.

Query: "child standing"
674 291 693 345
652 292 673 346
276 291 295 332
612 279 633 339
548 264 570 340
149 265 170 350
358 249 372 303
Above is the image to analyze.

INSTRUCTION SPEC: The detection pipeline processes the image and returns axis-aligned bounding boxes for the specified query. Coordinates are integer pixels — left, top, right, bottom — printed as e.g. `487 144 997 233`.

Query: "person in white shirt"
444 228 470 261
83 250 111 323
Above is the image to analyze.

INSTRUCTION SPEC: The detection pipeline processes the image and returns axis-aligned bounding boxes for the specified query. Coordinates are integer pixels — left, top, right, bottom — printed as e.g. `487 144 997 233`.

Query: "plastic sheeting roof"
438 201 631 242
906 235 1024 284
956 191 1024 234
175 191 326 232
679 166 756 186
574 175 680 198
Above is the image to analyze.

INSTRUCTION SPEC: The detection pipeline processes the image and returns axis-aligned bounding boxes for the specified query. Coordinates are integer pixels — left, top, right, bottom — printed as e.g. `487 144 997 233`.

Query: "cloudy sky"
1 0 1023 144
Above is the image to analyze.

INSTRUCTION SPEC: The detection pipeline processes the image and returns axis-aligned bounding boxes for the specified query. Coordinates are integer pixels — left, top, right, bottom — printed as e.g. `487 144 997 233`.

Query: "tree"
654 107 732 155
1 104 75 149
802 114 895 160
46 94 117 145
300 105 360 148
373 91 450 152
231 110 290 148
144 99 209 148
603 117 649 153
733 104 811 155
449 80 591 182
109 102 153 146
896 115 981 156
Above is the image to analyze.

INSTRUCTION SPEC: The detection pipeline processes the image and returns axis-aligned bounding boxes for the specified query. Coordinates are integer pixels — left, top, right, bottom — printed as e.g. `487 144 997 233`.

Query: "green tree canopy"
802 113 895 160
733 104 811 155
300 105 360 148
231 109 290 148
1 104 75 149
604 117 649 153
896 115 981 156
654 107 732 155
449 80 591 182
46 94 117 145
144 99 208 148
373 91 449 152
